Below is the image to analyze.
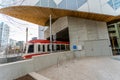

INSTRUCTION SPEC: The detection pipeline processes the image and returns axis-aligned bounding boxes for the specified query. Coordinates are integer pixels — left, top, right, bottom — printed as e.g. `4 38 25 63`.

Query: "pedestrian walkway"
38 56 120 80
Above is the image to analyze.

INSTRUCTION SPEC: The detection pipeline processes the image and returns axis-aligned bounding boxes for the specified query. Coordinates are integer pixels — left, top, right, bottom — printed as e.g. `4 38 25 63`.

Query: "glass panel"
41 0 49 7
56 45 60 50
49 0 57 8
108 25 115 28
109 31 116 33
58 0 66 9
108 0 120 10
77 0 87 8
108 23 120 55
38 45 41 52
67 0 77 9
36 0 41 6
66 45 70 50
113 0 120 10
61 45 65 50
52 44 54 51
47 45 50 51
43 45 45 52
28 45 34 53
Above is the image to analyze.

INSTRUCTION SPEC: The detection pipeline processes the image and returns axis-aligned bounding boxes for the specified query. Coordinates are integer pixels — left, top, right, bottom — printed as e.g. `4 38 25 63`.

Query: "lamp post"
49 15 52 53
26 27 28 43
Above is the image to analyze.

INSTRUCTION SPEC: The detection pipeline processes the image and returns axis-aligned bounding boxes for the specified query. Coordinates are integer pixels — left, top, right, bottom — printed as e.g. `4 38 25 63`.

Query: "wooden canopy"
0 6 117 26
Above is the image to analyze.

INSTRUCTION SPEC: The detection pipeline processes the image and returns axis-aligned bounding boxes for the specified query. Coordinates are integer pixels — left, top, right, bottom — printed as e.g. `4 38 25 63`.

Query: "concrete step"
29 72 50 80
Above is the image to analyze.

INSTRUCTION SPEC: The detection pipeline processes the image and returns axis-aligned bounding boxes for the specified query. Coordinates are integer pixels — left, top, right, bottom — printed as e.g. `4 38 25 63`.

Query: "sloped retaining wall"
0 51 74 80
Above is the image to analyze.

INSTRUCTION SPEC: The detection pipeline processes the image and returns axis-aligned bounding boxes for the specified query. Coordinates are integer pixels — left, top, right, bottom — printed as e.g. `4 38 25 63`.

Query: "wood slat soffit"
0 6 116 26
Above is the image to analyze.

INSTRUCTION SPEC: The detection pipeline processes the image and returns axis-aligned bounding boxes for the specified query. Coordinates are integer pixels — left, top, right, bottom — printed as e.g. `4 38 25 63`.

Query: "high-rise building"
38 26 48 39
9 39 17 48
32 37 37 40
0 22 9 49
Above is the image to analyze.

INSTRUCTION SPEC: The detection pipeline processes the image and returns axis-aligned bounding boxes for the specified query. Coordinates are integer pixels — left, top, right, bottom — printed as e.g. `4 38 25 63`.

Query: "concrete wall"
0 51 74 80
45 16 68 39
45 16 112 56
0 59 34 80
68 17 112 56
33 51 74 71
68 17 109 46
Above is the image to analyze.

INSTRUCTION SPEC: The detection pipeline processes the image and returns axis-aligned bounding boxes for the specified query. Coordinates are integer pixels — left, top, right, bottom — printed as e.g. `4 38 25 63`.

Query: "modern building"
16 41 25 52
32 37 38 40
38 26 48 39
0 22 9 50
108 22 120 55
0 0 120 56
45 16 113 56
9 39 17 48
1 0 119 16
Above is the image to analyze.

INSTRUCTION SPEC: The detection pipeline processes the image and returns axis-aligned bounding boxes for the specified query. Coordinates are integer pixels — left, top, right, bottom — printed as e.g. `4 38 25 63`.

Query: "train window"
52 44 54 51
61 45 65 50
53 44 56 51
56 45 60 50
47 45 50 51
66 45 70 50
38 45 41 52
43 45 45 52
28 44 34 53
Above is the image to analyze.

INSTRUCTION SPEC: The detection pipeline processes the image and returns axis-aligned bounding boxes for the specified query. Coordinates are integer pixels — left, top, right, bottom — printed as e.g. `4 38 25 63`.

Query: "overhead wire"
3 14 37 35
0 0 40 39
3 17 36 39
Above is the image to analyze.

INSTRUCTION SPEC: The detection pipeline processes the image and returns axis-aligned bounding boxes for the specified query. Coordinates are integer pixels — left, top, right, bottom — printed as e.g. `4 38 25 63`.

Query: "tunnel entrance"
56 27 69 42
47 27 70 51
47 27 69 42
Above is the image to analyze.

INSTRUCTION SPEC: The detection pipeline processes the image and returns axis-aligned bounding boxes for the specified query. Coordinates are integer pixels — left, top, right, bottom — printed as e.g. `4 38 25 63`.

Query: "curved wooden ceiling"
0 6 116 26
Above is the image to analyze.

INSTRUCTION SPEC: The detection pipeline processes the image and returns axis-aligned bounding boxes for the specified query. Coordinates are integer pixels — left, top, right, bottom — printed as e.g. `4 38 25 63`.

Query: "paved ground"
37 56 120 80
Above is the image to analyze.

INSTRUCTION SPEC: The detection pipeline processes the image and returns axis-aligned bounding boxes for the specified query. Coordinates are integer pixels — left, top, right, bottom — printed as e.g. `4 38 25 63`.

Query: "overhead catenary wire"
4 15 38 36
1 15 38 42
0 0 40 40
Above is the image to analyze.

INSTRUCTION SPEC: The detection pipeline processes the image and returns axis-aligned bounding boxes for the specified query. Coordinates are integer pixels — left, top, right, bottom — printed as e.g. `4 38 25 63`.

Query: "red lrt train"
22 39 70 59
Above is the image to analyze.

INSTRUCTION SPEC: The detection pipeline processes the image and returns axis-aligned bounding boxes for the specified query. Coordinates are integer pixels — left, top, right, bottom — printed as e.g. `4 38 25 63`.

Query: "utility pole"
26 27 28 43
49 15 52 53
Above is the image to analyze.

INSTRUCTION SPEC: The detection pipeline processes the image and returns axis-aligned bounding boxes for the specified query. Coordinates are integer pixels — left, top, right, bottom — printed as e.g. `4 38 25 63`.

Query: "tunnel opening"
47 27 70 51
47 27 69 42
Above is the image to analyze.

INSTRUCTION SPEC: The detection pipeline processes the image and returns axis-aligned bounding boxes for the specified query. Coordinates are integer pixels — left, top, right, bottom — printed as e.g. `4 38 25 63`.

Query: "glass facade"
108 22 120 55
35 0 88 10
108 0 120 10
36 0 41 6
35 0 89 11
77 0 87 9
49 0 57 8
67 0 78 9
0 22 9 49
41 0 49 7
58 0 67 9
1 0 120 16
